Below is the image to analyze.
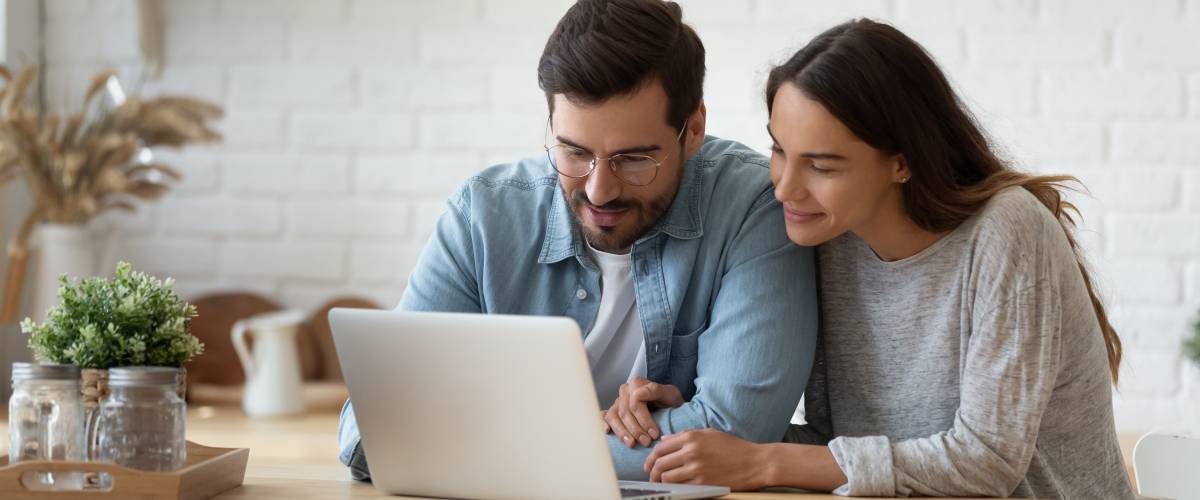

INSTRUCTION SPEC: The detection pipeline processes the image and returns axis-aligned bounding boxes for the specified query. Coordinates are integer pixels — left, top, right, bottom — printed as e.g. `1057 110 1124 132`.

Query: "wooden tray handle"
0 460 131 496
0 460 130 475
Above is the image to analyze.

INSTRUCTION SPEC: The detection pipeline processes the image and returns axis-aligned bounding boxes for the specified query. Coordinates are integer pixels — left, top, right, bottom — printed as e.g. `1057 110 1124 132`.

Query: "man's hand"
601 377 685 448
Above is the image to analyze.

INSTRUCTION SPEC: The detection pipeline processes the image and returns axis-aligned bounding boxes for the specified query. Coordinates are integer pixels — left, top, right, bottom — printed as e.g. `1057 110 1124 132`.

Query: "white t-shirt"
583 245 648 409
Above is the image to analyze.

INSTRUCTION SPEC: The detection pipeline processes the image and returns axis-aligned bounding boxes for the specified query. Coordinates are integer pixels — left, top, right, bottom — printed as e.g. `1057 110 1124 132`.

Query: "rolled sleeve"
829 435 894 497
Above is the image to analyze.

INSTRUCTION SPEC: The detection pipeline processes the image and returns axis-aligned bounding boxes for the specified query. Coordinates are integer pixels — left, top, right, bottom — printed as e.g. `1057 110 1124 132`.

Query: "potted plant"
20 261 205 409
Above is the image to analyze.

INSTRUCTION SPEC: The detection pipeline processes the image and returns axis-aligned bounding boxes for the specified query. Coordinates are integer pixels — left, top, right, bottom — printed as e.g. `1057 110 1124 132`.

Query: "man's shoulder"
695 135 770 172
694 136 777 212
449 155 560 214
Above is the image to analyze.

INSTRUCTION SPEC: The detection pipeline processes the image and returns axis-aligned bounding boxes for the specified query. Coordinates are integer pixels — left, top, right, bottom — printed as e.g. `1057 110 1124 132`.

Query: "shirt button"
575 289 588 300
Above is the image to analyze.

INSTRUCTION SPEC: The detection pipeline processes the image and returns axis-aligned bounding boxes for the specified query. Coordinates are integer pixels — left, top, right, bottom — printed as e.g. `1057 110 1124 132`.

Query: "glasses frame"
543 117 689 187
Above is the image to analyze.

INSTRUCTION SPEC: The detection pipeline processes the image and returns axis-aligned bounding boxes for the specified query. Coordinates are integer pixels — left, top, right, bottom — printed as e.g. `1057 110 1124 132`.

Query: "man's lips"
586 205 630 227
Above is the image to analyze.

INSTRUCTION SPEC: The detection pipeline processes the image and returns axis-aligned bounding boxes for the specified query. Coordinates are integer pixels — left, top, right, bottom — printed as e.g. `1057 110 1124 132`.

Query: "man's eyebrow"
555 135 662 156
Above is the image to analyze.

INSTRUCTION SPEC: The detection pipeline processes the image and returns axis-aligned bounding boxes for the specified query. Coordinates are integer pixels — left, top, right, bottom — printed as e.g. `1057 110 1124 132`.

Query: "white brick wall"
1041 71 1184 119
220 241 345 281
229 66 355 109
43 0 1200 434
285 200 410 237
225 155 351 194
1191 75 1200 115
967 29 1107 68
291 112 416 151
156 198 281 236
1188 262 1200 302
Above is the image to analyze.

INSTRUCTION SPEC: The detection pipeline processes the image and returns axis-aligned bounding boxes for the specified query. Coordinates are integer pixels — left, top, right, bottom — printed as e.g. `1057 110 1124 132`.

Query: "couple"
338 0 1134 497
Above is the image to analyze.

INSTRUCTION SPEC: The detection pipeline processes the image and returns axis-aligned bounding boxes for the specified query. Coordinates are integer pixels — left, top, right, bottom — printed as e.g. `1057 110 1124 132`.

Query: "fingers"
631 381 682 408
608 378 679 448
601 410 610 433
660 464 699 484
628 384 662 440
604 404 637 448
618 400 652 447
647 444 691 482
612 382 651 447
644 430 688 472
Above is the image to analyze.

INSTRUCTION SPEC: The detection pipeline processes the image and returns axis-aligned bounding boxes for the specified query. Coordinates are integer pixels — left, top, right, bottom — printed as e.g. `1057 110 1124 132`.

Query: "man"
338 0 817 481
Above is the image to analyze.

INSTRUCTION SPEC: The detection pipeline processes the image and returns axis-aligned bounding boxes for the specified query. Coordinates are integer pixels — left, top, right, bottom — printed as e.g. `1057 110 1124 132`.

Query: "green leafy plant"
1186 312 1200 368
21 261 204 369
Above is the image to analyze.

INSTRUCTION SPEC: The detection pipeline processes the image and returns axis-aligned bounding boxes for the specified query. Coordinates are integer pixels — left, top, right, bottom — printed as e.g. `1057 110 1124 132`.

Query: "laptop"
329 309 731 500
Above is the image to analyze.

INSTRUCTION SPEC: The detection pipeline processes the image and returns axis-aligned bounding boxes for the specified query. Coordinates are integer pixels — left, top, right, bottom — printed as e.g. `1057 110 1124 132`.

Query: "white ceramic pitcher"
231 310 307 417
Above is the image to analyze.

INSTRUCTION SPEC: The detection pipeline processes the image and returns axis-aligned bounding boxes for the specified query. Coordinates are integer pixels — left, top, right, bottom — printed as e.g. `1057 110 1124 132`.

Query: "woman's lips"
783 207 824 224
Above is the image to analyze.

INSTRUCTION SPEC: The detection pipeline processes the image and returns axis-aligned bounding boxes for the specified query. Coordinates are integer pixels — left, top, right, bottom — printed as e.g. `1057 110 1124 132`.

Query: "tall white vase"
30 224 95 322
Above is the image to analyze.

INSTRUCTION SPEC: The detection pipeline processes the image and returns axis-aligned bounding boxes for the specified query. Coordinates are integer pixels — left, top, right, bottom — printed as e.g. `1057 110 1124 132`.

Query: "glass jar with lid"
8 362 86 489
90 366 187 471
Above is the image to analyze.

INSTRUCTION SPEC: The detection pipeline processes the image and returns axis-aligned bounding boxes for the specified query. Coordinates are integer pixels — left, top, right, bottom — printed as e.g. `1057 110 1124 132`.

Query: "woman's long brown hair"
766 19 1122 383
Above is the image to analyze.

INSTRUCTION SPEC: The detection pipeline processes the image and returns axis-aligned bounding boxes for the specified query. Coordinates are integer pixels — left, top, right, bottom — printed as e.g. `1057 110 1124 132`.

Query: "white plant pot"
30 223 95 322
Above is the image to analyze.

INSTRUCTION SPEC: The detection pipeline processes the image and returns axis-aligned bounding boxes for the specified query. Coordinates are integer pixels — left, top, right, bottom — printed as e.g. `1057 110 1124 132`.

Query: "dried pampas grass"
0 64 223 321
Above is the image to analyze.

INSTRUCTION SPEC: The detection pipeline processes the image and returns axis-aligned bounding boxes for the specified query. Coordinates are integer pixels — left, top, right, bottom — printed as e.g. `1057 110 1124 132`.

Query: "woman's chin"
786 226 838 247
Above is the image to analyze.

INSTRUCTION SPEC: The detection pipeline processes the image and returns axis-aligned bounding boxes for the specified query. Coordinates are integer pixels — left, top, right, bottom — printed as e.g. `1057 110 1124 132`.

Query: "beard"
564 181 680 253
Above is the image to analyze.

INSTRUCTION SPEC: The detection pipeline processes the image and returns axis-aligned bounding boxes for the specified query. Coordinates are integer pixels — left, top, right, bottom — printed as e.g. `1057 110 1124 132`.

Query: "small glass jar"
91 367 187 471
8 362 86 489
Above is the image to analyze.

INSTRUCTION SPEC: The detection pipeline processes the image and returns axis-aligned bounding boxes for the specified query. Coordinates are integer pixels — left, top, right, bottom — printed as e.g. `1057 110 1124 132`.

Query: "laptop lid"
330 309 625 500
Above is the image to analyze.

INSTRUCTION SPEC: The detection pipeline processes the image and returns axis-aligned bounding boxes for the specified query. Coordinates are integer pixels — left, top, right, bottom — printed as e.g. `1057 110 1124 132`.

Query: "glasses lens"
613 155 658 186
550 145 594 177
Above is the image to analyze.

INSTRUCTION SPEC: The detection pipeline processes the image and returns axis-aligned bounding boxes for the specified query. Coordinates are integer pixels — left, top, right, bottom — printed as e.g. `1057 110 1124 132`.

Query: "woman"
624 19 1135 498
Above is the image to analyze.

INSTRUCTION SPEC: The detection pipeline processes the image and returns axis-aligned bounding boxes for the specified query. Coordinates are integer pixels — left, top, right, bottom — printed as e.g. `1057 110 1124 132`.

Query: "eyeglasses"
544 118 688 187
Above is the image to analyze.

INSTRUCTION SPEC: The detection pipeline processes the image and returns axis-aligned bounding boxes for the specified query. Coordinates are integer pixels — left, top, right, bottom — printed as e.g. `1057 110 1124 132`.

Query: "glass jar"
91 367 187 471
8 362 86 489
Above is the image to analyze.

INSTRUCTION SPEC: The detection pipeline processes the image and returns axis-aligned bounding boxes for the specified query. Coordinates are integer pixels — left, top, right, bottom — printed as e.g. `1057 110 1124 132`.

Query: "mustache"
569 190 636 211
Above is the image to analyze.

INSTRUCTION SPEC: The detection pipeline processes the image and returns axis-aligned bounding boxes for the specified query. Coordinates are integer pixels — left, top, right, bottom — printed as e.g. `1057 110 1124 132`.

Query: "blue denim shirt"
338 136 818 480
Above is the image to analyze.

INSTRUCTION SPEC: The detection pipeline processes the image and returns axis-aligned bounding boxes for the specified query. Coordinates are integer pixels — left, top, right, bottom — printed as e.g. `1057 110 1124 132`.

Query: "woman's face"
767 83 909 247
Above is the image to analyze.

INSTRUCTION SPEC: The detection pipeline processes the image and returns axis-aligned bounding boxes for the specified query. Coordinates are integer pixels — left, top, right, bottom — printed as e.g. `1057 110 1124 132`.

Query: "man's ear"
684 102 707 158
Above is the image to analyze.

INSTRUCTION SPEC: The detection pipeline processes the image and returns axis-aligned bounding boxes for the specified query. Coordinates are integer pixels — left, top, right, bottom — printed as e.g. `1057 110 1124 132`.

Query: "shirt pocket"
668 325 704 400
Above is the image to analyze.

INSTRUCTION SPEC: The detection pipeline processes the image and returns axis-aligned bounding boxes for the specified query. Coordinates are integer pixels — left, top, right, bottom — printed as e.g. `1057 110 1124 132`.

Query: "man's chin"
581 225 637 253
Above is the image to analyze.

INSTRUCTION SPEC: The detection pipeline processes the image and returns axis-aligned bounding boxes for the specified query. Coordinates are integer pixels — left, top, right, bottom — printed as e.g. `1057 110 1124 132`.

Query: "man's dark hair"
537 0 705 132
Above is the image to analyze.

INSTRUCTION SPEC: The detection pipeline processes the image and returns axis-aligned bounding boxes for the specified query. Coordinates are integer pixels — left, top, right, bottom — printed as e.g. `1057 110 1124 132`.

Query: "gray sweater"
785 188 1134 498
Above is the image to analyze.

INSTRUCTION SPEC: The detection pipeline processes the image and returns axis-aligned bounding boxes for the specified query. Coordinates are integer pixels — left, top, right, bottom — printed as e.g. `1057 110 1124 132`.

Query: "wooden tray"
0 441 249 500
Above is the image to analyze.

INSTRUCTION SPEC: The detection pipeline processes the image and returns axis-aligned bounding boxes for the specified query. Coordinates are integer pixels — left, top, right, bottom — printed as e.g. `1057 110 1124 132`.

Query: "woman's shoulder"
969 186 1063 247
965 186 1079 289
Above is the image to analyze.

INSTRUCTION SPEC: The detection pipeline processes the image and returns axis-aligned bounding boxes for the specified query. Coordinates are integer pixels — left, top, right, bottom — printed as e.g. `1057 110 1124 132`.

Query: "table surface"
2 405 1137 499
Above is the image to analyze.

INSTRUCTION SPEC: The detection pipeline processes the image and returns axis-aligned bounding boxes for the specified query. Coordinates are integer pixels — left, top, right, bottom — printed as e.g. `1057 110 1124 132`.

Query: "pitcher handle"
231 320 255 380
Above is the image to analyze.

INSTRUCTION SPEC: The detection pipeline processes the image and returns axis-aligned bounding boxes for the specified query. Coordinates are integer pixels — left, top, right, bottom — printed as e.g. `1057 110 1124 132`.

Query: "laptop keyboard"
620 486 673 498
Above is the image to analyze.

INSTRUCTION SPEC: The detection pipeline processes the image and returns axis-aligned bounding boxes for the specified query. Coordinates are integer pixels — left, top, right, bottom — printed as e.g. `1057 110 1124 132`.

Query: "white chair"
1133 432 1200 499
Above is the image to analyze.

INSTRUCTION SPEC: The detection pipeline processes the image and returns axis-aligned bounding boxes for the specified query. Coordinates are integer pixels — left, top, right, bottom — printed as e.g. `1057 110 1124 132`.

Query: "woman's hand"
602 377 684 448
642 428 773 491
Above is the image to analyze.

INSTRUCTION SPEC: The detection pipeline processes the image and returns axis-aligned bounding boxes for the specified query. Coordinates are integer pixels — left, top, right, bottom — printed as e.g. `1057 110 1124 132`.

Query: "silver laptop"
329 309 731 500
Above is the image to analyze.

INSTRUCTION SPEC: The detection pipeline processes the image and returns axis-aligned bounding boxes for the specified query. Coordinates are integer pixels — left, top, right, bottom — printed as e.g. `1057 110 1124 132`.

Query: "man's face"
549 80 699 253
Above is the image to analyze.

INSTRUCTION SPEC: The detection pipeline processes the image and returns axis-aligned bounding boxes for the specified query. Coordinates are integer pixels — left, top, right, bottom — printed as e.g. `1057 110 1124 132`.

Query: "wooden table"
4 406 1137 499
186 406 866 499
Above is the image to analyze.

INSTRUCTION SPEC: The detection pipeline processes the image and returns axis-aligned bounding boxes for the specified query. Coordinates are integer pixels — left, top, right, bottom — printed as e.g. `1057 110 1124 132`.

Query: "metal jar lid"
108 366 179 387
11 362 80 381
